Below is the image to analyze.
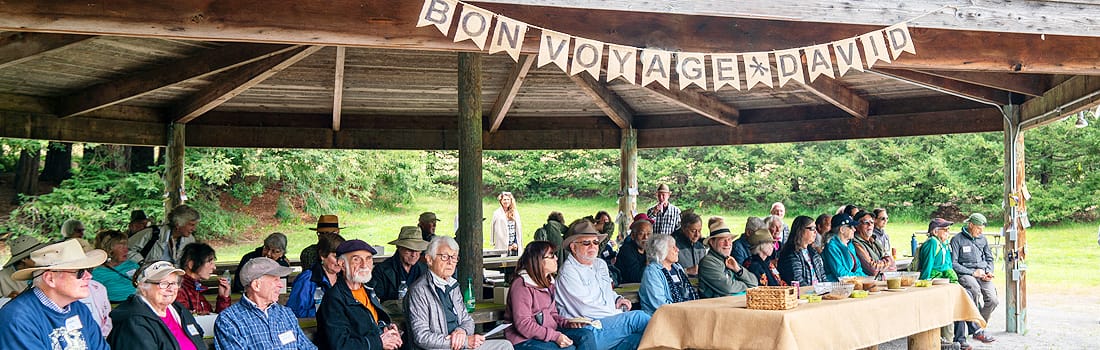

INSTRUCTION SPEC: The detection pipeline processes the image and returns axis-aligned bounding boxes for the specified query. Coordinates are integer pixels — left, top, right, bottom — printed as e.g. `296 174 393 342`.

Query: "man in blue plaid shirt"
646 184 682 236
215 257 316 350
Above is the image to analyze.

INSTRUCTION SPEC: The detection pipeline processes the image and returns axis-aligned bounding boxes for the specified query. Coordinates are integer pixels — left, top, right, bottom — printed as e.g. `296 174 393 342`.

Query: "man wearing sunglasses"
0 239 110 350
556 221 650 350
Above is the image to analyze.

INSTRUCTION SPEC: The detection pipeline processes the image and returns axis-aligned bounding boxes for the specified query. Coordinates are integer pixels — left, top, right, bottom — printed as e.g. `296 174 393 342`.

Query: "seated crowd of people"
0 184 999 350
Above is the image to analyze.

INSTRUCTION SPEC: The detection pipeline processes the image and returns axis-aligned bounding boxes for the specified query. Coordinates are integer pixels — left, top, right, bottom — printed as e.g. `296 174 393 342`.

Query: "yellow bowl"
850 290 869 298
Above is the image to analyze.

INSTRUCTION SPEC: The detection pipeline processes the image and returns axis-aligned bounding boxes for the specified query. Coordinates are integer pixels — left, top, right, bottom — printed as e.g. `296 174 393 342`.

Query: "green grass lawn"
210 195 1099 293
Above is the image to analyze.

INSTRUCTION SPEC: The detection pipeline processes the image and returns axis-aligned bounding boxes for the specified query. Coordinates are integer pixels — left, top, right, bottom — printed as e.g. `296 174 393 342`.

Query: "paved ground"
881 289 1100 349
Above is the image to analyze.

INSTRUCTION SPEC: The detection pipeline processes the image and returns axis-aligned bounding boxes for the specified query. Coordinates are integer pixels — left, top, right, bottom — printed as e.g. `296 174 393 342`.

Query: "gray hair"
61 219 83 237
764 215 783 228
264 232 288 251
745 217 765 234
751 242 771 255
32 274 44 288
646 234 675 264
426 235 459 257
168 205 201 228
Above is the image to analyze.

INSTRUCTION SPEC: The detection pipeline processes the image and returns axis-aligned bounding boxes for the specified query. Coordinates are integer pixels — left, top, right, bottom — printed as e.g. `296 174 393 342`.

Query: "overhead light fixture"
1075 112 1089 128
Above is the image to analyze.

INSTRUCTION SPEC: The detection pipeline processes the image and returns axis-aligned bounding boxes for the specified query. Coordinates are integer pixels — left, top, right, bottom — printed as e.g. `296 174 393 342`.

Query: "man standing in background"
647 184 681 236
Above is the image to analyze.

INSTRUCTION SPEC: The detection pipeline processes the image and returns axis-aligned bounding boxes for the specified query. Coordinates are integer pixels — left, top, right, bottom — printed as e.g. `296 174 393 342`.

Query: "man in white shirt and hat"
0 239 111 350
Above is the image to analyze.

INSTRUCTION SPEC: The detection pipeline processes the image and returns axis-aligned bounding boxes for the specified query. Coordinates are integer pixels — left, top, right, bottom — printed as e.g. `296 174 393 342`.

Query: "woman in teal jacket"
822 218 866 281
919 218 959 282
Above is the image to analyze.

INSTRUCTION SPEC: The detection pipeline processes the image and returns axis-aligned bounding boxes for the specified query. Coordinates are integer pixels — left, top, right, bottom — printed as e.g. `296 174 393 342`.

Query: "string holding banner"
416 0 926 92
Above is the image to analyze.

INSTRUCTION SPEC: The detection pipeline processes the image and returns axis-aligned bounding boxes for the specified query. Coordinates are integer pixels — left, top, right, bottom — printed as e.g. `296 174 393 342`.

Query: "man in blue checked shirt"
214 257 316 350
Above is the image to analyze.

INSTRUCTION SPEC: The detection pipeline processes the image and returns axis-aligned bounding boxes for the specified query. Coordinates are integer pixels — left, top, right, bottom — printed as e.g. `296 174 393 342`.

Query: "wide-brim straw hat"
389 226 430 251
309 214 345 233
704 221 736 246
13 240 107 280
562 221 608 247
4 235 52 268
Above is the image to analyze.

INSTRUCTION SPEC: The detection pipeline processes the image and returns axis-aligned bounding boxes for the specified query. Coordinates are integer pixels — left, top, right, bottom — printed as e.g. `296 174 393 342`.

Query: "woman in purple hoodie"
504 241 596 350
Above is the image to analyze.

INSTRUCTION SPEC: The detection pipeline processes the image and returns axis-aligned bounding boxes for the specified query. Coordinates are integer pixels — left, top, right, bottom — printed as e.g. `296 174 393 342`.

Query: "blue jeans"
587 311 650 350
514 328 597 350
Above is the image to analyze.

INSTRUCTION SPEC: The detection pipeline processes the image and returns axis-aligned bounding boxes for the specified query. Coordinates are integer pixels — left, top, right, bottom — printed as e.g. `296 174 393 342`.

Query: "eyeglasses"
49 269 90 279
805 226 817 231
435 254 459 262
860 220 874 225
877 216 889 221
573 239 599 246
148 280 181 289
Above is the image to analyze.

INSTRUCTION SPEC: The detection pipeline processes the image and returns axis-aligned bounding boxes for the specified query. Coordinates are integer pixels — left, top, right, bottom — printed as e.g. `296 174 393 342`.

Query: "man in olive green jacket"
697 221 758 298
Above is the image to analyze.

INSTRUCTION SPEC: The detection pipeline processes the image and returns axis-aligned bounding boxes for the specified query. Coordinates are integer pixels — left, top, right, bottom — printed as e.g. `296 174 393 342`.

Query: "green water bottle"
463 277 475 312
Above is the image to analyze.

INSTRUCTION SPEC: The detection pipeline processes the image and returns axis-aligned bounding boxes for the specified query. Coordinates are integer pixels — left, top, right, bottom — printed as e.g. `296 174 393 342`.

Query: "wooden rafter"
333 46 346 132
0 32 91 70
645 83 739 127
4 1 1100 75
570 74 634 129
1020 75 1100 130
871 68 1020 106
915 70 1050 97
796 76 869 119
489 54 535 133
172 45 322 123
55 43 297 118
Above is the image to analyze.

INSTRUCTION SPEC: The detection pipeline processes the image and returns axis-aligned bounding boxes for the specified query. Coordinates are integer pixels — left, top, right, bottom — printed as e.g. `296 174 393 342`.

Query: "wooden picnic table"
639 284 984 350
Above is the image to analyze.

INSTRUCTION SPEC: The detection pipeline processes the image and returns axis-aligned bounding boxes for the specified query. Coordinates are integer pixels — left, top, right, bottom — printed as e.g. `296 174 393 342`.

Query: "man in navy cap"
315 240 402 350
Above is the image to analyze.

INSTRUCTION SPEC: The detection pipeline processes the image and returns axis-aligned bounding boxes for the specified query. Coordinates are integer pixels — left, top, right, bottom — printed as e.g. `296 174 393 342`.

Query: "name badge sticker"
962 246 972 254
187 324 200 336
65 316 83 331
670 274 681 283
279 330 296 345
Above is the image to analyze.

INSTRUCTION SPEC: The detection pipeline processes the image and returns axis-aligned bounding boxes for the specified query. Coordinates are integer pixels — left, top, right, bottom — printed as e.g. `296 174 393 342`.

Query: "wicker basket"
746 286 799 310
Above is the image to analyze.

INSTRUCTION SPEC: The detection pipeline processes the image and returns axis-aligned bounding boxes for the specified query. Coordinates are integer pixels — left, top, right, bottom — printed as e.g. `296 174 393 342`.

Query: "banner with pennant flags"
416 0 918 91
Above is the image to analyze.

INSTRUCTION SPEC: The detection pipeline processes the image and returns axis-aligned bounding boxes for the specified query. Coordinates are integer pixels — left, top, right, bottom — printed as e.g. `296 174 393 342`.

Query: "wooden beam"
638 107 1004 148
797 76 869 119
172 45 322 123
570 74 635 129
489 54 535 133
0 32 91 70
474 0 1100 38
1020 75 1100 130
1 106 1003 150
915 70 1050 97
55 43 297 118
333 46 346 131
457 52 485 300
645 83 739 127
871 68 1018 106
165 123 185 212
4 1 1100 75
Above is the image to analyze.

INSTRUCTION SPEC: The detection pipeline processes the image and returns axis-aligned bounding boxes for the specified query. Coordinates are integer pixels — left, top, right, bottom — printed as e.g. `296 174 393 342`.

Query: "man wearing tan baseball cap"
0 239 110 349
215 257 316 349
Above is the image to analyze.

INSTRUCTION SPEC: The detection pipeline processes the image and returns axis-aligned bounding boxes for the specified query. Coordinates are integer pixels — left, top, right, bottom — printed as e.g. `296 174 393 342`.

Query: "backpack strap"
139 226 162 263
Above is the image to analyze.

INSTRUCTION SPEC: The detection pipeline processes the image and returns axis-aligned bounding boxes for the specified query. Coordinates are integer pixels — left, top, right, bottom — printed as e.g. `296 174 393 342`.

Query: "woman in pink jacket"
504 241 596 350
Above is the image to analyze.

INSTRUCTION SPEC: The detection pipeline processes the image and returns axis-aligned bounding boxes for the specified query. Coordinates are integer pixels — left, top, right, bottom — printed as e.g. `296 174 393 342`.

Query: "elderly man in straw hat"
316 239 401 350
0 239 110 349
555 221 649 350
128 204 201 264
646 183 681 236
215 257 316 350
301 214 344 269
371 226 429 305
1 235 52 297
697 218 758 298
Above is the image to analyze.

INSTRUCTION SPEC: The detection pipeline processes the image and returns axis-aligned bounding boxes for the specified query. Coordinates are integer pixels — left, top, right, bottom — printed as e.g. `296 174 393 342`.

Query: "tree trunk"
85 144 130 171
130 146 156 172
13 149 40 204
38 142 72 183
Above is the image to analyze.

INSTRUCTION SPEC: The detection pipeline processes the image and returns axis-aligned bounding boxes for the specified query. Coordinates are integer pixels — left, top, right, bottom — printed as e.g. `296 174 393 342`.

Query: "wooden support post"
457 52 484 299
617 128 638 241
165 123 185 214
1002 105 1028 333
907 328 940 350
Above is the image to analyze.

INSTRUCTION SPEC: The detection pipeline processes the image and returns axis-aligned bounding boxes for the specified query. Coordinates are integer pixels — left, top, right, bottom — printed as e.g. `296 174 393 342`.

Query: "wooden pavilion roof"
1 0 1099 150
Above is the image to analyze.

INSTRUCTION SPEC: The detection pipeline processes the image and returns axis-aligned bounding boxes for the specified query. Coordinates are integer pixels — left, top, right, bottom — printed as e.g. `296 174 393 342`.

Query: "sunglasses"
877 216 889 220
860 220 874 225
543 254 557 260
805 226 817 231
573 239 599 246
38 268 91 279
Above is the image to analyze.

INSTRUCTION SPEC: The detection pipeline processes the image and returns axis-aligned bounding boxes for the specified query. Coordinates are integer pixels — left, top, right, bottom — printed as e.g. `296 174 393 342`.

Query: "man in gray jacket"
405 236 512 350
949 213 998 344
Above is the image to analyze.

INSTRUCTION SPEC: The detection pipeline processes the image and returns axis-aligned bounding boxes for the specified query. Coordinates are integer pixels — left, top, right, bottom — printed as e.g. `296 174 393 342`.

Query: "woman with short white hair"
108 260 206 350
639 234 697 314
